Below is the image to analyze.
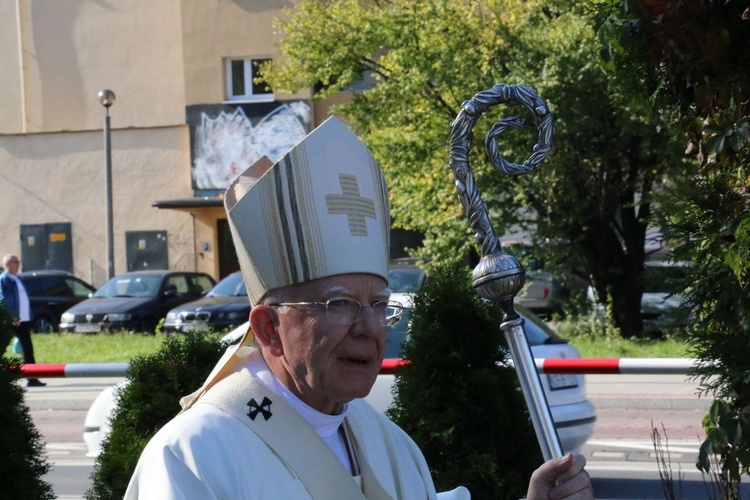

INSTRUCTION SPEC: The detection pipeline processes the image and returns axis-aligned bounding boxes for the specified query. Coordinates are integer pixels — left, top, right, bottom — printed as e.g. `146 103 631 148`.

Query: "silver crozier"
449 83 563 461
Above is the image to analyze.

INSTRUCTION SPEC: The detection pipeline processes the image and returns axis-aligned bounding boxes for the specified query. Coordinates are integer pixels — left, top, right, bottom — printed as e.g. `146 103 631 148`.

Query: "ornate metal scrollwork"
449 84 562 461
449 83 554 309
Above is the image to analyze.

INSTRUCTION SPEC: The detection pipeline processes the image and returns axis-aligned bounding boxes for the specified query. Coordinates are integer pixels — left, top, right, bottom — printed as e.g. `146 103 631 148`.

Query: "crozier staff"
125 117 592 499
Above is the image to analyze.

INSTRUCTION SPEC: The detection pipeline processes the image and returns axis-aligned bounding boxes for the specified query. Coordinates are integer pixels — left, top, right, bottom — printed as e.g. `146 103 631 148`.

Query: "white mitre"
224 115 391 304
181 116 391 410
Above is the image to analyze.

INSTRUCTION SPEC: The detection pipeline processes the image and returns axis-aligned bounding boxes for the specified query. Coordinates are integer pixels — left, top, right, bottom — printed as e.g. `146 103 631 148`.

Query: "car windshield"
388 268 426 293
94 275 162 298
207 272 247 297
384 303 566 360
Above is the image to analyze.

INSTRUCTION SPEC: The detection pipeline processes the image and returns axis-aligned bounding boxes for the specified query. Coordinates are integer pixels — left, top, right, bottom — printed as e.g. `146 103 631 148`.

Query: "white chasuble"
124 355 441 499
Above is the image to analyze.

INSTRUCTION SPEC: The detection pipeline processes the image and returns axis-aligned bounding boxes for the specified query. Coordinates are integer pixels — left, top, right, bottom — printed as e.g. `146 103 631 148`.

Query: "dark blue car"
162 271 251 334
59 271 215 334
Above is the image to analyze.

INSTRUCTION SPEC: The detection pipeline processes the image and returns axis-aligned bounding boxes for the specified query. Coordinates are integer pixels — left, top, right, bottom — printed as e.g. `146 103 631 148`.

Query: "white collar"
244 350 347 439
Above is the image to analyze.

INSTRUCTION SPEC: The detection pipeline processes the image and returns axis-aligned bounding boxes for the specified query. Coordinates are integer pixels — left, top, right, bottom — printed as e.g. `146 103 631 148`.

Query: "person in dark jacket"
0 254 45 387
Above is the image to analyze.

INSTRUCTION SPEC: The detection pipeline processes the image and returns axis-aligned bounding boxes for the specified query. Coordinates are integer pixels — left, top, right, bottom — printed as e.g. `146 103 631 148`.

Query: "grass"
3 314 693 364
564 332 690 358
4 332 165 363
553 312 692 358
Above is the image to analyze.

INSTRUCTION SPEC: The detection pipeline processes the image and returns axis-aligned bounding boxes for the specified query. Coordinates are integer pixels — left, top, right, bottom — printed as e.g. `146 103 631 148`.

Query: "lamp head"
98 89 116 108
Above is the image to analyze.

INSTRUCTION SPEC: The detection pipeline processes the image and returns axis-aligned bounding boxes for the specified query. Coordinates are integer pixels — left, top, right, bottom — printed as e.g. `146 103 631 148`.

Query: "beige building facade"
0 0 343 287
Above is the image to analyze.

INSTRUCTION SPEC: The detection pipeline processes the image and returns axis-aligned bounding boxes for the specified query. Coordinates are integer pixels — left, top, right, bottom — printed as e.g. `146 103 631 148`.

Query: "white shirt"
9 274 30 322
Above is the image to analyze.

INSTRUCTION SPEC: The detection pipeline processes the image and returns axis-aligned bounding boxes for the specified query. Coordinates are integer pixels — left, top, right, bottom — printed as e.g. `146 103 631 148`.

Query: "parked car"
18 270 97 332
163 271 251 334
501 241 589 317
59 271 215 334
587 261 694 334
387 258 427 293
83 292 595 456
641 261 693 333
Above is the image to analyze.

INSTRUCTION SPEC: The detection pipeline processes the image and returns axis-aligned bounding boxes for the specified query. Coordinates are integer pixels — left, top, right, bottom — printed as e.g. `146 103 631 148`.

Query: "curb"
590 396 711 411
28 400 93 411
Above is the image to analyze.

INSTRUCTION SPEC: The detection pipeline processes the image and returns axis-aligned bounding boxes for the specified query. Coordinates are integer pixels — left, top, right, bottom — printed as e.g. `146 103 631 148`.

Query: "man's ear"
250 305 283 357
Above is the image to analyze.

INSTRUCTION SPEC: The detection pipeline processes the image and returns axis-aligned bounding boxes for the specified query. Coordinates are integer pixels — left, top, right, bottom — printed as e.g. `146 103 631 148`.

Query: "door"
217 219 239 280
125 231 168 271
20 223 73 272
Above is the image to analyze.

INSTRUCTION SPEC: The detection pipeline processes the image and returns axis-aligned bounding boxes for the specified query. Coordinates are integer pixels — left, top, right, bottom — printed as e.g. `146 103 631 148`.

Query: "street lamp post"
98 89 116 281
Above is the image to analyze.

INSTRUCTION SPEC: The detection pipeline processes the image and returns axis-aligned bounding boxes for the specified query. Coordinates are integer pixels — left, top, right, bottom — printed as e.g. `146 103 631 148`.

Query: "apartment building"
0 0 343 286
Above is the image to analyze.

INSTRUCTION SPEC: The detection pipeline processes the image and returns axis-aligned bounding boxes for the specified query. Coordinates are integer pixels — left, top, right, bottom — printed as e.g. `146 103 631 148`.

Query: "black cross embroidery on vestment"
247 396 273 421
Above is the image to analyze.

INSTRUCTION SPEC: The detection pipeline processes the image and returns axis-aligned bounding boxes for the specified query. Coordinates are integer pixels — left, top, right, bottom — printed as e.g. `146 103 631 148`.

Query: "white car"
83 296 595 456
376 293 595 453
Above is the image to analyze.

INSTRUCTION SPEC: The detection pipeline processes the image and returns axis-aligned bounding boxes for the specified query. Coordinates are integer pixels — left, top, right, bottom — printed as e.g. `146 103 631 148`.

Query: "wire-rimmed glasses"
268 298 404 327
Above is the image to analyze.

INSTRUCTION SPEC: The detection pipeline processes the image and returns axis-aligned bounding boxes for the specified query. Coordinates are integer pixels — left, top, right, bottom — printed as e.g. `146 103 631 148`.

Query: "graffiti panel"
187 100 311 195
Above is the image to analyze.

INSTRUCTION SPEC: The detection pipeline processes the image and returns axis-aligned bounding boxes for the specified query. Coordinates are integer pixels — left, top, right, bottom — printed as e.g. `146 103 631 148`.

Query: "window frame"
224 57 274 103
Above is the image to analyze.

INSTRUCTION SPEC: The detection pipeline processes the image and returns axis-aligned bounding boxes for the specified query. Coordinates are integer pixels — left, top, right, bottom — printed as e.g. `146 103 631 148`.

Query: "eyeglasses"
268 298 404 327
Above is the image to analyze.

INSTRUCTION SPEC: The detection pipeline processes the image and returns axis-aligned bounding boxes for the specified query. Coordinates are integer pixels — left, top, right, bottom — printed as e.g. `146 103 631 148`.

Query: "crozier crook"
449 83 562 461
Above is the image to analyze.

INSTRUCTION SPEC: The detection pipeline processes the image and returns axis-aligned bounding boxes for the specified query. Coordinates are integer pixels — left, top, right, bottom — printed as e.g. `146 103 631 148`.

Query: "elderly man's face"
262 273 390 414
4 257 20 274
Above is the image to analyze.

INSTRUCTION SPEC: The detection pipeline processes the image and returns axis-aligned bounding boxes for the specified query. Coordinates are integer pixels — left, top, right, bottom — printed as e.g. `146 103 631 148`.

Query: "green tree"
263 0 687 337
387 262 540 499
86 333 226 499
596 0 750 491
0 306 55 500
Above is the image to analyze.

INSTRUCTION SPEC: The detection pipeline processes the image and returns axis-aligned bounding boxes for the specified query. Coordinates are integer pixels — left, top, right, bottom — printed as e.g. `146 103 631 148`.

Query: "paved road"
24 373 722 499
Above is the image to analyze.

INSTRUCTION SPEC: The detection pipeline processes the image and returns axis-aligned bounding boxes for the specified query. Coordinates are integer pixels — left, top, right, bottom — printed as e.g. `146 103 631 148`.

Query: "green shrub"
0 306 55 500
86 332 227 500
387 262 541 499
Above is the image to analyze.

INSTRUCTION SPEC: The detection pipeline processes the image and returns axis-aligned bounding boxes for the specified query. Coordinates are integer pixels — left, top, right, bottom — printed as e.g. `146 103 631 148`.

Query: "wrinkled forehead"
271 273 389 301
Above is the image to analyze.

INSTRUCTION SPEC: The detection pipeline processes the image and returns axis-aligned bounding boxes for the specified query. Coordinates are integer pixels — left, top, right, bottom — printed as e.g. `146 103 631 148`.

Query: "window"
24 277 67 297
226 58 273 101
165 275 190 296
66 278 95 299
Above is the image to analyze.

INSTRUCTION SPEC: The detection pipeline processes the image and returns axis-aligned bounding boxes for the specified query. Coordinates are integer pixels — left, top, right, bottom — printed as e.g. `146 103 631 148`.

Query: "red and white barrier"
18 363 130 378
17 358 702 378
534 358 700 375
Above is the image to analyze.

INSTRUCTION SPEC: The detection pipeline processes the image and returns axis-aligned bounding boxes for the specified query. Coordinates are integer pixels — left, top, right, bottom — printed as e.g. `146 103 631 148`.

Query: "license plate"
177 320 208 332
547 374 578 391
75 323 101 333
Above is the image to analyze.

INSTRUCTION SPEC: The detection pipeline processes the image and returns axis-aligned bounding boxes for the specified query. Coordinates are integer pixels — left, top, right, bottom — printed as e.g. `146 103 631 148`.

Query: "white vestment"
124 349 461 499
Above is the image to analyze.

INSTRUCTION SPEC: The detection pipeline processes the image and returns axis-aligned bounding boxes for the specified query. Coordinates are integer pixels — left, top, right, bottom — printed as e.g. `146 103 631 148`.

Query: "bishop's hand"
525 452 593 499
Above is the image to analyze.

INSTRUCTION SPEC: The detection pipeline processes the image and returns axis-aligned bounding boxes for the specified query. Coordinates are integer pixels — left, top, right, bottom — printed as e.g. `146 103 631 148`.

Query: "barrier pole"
18 358 701 378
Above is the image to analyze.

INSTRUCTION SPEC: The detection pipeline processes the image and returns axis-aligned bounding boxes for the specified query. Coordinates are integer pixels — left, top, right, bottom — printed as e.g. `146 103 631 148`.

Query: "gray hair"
2 254 19 267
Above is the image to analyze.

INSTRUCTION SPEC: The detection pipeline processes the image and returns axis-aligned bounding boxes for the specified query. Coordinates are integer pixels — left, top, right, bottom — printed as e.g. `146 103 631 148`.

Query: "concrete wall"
0 0 326 286
180 0 305 105
0 126 193 287
0 0 186 134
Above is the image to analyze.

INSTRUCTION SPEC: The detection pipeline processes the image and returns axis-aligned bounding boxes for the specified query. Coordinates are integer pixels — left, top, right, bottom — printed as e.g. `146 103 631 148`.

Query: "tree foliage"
263 0 687 337
387 262 540 499
86 333 226 499
596 0 750 488
0 306 55 500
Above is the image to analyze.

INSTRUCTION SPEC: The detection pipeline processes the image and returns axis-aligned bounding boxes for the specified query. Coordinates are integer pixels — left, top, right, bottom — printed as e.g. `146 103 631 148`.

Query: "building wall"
0 0 185 135
180 0 306 106
0 1 24 133
0 0 334 288
0 126 193 287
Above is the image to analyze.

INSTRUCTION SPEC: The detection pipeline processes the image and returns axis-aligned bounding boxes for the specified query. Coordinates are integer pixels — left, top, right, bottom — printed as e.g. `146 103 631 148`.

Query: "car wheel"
32 315 55 333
